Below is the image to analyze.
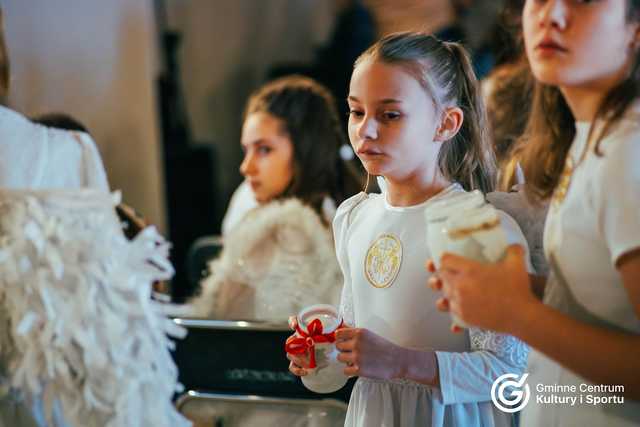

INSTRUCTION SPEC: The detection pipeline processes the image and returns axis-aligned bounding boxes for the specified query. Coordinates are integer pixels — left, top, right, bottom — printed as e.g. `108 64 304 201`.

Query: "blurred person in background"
191 76 363 322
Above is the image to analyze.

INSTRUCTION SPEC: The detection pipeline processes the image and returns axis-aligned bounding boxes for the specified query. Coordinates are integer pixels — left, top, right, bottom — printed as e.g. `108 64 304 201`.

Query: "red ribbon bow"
285 318 343 369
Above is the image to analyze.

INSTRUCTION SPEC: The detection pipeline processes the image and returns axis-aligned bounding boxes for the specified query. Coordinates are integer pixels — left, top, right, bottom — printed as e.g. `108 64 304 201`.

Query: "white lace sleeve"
338 275 355 327
333 193 367 327
435 329 529 405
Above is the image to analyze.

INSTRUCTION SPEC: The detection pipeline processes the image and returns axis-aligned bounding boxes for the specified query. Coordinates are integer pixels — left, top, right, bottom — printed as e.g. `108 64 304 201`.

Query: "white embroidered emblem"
364 234 402 288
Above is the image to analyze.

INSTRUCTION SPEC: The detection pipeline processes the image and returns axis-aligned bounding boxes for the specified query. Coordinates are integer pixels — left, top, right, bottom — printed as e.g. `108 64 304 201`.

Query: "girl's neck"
560 65 630 122
384 171 451 207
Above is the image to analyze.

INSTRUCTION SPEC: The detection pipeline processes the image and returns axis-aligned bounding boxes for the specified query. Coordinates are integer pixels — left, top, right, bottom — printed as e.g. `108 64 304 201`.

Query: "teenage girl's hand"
427 244 537 334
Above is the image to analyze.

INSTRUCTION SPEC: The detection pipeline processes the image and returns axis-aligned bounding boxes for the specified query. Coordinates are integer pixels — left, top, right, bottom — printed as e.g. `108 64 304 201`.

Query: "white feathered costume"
191 198 343 323
0 189 189 427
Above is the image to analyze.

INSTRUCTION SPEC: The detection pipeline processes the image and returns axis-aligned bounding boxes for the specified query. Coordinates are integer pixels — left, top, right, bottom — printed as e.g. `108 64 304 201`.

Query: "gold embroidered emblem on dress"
364 234 402 288
552 155 574 208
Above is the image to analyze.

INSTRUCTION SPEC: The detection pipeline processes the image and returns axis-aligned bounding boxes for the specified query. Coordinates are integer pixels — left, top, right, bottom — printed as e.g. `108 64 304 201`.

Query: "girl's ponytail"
440 42 496 194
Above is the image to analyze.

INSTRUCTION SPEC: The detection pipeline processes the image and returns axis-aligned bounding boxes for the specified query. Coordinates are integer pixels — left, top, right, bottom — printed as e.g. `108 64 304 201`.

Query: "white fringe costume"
0 189 189 427
191 199 342 322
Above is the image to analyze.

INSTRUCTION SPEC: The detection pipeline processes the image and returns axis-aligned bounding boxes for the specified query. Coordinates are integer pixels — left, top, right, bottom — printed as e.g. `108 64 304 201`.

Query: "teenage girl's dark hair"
245 75 363 216
355 31 497 193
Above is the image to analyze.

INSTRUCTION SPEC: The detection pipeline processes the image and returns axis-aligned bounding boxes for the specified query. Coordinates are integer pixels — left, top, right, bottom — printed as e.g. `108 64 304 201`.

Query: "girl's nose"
538 0 568 31
239 151 256 177
356 116 378 140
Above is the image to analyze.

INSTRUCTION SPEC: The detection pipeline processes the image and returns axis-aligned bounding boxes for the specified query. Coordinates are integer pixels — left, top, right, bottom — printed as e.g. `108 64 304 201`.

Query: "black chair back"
172 318 355 402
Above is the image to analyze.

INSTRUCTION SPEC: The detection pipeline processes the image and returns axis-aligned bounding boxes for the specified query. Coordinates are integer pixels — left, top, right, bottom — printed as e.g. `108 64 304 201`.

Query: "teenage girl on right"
433 1 640 425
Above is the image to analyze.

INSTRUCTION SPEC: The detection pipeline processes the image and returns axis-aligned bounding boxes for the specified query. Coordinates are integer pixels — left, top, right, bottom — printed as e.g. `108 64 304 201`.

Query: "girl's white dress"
334 184 532 427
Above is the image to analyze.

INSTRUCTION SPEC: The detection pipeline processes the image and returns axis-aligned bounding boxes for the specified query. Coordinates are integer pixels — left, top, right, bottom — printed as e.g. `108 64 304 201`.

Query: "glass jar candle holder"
286 304 348 393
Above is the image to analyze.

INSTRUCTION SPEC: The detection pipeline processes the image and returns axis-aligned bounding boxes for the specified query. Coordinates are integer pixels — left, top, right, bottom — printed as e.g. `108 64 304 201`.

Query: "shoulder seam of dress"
346 193 369 229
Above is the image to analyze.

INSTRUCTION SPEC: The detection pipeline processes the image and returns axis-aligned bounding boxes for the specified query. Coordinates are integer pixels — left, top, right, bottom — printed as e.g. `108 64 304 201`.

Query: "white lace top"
334 185 532 427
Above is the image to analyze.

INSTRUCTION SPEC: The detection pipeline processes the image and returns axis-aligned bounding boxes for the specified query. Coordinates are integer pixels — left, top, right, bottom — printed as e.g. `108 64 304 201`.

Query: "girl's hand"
287 349 309 377
335 327 404 380
286 316 310 376
427 244 537 334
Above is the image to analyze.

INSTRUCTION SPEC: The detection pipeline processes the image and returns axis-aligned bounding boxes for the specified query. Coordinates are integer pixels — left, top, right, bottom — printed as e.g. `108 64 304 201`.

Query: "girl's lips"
536 38 568 53
357 146 384 156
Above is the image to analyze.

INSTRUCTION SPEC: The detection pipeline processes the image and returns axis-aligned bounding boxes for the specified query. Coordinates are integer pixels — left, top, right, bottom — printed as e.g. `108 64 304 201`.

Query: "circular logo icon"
364 234 402 288
491 373 531 413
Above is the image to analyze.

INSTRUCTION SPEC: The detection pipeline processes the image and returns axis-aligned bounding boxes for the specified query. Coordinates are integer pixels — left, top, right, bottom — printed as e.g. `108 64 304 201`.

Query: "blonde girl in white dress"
289 32 533 427
433 1 640 426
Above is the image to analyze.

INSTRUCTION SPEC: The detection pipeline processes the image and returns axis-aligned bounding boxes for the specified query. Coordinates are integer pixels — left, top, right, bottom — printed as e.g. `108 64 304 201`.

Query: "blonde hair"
355 31 497 193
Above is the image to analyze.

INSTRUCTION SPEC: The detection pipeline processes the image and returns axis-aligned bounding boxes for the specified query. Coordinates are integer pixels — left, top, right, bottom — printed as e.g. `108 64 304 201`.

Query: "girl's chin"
362 164 385 176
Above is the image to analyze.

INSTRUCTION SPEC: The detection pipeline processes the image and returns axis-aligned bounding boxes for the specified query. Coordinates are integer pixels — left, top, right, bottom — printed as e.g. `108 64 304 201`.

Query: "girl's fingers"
450 324 463 334
440 252 475 273
343 365 359 377
289 361 308 376
428 276 442 291
335 327 357 341
288 316 298 330
425 259 436 273
286 353 306 365
335 339 354 352
336 352 353 365
436 297 450 312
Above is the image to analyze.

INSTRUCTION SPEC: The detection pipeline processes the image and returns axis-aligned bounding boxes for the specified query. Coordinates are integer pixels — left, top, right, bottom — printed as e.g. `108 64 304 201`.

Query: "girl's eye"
382 111 401 121
257 146 272 155
348 109 364 118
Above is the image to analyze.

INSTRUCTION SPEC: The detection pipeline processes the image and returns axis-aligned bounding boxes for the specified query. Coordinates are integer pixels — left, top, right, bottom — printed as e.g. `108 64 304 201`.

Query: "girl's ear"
434 107 464 142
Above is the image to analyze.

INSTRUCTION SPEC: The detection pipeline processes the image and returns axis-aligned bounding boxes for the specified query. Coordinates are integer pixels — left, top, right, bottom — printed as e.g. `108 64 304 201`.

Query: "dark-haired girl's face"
523 0 639 89
240 112 294 204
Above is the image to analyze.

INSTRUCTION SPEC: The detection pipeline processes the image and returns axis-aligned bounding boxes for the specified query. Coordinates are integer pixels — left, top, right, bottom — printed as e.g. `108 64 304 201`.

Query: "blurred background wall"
3 0 166 229
1 0 504 299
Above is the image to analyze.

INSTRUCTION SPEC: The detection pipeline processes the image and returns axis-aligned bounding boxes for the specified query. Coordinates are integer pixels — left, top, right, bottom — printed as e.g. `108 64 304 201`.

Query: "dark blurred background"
2 0 513 302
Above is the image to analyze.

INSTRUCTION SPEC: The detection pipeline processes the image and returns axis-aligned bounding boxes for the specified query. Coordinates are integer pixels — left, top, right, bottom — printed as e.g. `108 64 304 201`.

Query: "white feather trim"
191 198 343 322
0 189 190 427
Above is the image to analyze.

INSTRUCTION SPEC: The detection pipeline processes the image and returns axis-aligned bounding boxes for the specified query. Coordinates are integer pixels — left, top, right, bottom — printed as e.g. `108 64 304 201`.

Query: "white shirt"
335 185 532 427
0 105 109 191
523 108 640 426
